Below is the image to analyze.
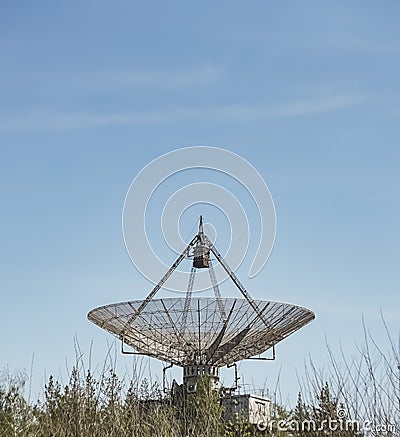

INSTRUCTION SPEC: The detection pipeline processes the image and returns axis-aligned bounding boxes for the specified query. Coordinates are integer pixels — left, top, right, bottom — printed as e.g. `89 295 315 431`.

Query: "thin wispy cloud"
215 94 364 119
0 94 364 131
0 65 222 91
329 35 400 55
95 65 222 89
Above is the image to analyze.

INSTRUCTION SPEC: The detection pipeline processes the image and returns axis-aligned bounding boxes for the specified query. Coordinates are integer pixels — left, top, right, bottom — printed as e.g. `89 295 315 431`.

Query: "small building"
222 393 270 425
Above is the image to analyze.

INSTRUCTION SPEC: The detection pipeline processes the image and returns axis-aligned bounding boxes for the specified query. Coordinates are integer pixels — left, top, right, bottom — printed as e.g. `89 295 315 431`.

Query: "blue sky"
1 1 399 403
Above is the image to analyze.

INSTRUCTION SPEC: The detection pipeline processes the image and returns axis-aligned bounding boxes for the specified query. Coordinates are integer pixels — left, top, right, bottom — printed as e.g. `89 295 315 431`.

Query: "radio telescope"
88 216 314 399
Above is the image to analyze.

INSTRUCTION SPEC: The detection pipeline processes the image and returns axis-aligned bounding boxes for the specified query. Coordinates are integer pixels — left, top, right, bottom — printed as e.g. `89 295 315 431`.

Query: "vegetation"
0 320 398 436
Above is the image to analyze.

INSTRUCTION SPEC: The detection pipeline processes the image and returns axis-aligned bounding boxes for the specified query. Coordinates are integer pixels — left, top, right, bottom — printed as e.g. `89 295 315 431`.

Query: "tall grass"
300 317 399 436
1 319 399 436
0 358 250 436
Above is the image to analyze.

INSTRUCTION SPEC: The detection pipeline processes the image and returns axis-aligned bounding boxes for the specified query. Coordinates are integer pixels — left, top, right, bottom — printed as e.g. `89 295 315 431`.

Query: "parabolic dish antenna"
88 297 314 367
88 217 315 370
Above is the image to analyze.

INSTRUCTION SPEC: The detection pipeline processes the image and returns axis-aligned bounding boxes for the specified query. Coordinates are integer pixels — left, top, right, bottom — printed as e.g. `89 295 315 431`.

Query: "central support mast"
193 215 209 268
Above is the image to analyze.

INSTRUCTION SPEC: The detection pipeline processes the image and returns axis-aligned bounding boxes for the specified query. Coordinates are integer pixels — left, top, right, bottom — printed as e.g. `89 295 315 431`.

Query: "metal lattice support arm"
180 266 196 335
208 258 226 321
122 234 200 333
207 237 280 338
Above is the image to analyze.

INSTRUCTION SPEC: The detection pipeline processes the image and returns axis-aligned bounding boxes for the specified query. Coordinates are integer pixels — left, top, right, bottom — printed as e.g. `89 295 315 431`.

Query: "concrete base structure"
183 365 220 393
